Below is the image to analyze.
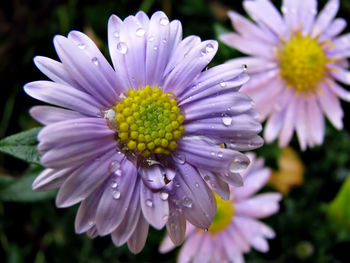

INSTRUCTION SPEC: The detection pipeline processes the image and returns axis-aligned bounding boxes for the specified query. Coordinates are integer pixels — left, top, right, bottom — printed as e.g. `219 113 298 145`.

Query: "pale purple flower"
220 0 350 150
24 11 262 253
160 154 282 263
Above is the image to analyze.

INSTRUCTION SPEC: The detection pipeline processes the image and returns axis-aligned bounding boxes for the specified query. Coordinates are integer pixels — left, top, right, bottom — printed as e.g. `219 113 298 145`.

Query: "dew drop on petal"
111 181 118 188
195 182 199 188
160 191 169 201
112 190 121 199
210 151 216 157
174 153 186 164
146 199 153 207
115 169 123 177
222 115 232 126
242 64 248 71
220 81 226 87
113 31 120 38
204 228 208 232
117 42 128 54
217 151 223 158
182 196 193 208
136 28 145 37
148 35 154 41
162 215 169 221
91 57 99 66
78 43 86 50
205 43 215 53
159 17 169 26
109 160 121 173
229 157 248 173
153 46 158 51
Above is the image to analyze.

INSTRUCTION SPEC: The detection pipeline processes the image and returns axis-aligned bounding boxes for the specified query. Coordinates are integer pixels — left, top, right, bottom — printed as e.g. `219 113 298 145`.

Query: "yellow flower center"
208 193 234 233
279 33 327 93
114 85 185 156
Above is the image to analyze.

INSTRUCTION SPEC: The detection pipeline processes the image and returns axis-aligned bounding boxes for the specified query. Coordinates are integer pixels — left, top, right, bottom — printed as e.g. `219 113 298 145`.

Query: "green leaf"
0 127 41 164
327 176 350 231
0 165 56 202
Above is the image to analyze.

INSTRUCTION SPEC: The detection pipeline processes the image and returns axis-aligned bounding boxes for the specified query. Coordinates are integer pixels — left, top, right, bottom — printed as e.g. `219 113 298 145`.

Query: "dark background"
1 0 350 262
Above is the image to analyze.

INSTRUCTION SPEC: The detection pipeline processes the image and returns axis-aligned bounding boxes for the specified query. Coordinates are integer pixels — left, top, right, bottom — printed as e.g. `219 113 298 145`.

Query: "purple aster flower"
220 0 350 150
24 11 263 253
160 154 282 263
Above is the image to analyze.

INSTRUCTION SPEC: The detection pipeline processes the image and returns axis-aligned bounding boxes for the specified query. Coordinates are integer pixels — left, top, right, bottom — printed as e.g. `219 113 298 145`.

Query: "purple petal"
307 94 324 145
171 162 216 229
235 193 282 218
127 213 149 254
323 18 347 39
176 138 250 173
163 40 218 95
145 11 172 87
227 10 278 44
295 97 308 150
111 180 141 246
75 186 104 233
95 158 138 235
24 81 102 116
54 35 118 106
299 0 317 34
30 106 85 125
165 200 186 246
278 93 298 147
220 32 274 59
177 231 203 263
243 0 287 36
140 181 169 230
199 170 230 200
55 149 120 207
38 118 114 146
221 231 245 263
312 0 340 37
179 64 249 104
32 167 72 191
318 83 343 129
40 137 115 168
139 163 166 190
234 168 271 201
34 56 81 88
182 92 253 121
331 80 350 102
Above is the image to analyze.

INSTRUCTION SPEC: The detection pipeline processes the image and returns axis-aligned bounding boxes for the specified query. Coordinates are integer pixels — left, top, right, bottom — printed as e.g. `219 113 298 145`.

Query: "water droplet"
205 43 215 53
117 42 128 54
174 154 186 164
112 190 121 199
145 199 153 207
109 160 121 173
281 6 287 14
162 38 167 43
159 17 169 26
222 115 232 126
229 157 248 173
78 43 86 50
217 151 223 158
153 46 158 51
195 182 199 188
242 64 248 71
162 215 169 221
182 196 193 208
115 169 123 176
220 81 226 87
111 181 118 188
136 28 145 37
104 109 116 121
204 228 208 232
91 57 99 66
148 35 154 41
113 31 120 38
204 175 210 181
210 151 216 157
160 191 169 201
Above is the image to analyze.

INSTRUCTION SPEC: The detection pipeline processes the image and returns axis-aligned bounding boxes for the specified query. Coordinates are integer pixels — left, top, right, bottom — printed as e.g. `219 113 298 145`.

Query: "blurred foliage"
1 0 350 262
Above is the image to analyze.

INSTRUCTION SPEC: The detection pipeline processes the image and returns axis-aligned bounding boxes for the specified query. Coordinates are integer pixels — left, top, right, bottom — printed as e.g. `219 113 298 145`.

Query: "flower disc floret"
208 193 234 233
114 85 185 156
279 33 327 93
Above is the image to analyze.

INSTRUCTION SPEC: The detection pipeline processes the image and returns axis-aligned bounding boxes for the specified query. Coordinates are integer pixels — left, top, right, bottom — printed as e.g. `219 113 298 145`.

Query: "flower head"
24 11 262 253
220 0 350 150
160 154 282 263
